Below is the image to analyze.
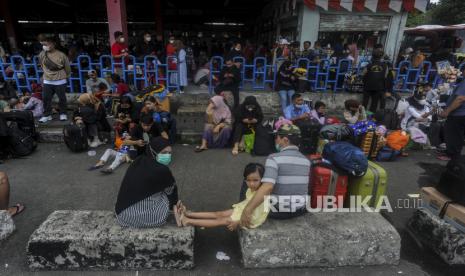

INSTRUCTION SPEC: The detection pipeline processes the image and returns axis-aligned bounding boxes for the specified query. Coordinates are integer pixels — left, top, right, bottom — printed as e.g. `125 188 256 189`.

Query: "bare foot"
180 213 189 227
173 205 182 227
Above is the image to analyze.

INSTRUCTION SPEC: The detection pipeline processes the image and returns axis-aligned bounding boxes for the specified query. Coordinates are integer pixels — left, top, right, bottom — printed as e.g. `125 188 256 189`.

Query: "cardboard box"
444 203 465 234
420 187 452 216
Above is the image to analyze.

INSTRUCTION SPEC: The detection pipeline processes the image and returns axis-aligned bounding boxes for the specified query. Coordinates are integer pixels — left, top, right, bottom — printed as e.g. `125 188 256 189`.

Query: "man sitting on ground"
86 70 110 95
283 93 312 123
240 124 310 226
125 112 168 157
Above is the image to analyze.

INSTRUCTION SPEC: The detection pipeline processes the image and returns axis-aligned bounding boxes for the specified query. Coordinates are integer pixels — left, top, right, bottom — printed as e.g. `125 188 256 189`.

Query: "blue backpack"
322 141 368 176
376 146 400 162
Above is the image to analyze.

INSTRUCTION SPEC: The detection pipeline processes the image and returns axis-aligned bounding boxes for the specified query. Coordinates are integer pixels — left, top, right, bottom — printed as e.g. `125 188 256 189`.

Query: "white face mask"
169 40 175 44
42 45 50 51
119 37 125 43
418 99 427 105
145 36 151 42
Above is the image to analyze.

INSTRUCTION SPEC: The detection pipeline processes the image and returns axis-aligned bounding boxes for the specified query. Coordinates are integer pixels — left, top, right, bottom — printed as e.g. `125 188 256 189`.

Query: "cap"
275 124 301 136
280 38 290 45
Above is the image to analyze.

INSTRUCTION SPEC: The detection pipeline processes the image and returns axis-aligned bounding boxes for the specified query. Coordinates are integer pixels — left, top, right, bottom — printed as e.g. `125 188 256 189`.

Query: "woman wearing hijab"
195 95 232 152
232 96 263 155
73 93 111 148
115 137 178 228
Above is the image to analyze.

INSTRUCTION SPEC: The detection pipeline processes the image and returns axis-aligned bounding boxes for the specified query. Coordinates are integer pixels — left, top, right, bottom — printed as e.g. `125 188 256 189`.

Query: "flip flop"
195 146 207 153
9 203 25 217
173 205 182 227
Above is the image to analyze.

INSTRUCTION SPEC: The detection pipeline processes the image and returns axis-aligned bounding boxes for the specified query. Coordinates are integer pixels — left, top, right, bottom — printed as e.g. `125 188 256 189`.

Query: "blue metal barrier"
1 53 465 95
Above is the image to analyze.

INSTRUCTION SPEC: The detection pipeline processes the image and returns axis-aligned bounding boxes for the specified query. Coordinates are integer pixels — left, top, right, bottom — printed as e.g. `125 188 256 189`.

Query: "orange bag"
386 130 410 151
114 133 123 150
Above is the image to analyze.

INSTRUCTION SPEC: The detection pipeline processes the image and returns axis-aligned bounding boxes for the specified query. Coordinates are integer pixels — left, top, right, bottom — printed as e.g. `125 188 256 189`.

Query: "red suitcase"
308 155 348 209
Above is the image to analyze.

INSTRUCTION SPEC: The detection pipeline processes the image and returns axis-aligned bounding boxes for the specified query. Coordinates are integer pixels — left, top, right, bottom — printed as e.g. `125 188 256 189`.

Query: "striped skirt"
116 186 177 228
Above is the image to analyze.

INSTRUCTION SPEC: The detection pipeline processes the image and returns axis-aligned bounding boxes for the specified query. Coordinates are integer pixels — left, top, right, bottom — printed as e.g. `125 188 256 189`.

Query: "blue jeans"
279 89 295 114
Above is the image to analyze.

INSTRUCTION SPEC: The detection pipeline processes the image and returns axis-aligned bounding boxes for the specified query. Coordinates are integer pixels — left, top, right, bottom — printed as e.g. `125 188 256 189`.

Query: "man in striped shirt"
240 124 310 227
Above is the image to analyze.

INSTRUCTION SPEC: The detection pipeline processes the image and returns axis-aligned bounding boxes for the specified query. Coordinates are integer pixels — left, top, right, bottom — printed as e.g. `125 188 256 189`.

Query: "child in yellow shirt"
175 163 269 230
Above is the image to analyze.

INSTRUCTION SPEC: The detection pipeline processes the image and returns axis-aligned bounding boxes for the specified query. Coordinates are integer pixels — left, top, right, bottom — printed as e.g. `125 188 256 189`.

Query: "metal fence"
1 54 463 95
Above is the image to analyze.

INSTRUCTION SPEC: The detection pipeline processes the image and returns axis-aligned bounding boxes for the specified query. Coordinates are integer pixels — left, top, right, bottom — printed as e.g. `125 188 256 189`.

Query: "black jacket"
0 81 17 100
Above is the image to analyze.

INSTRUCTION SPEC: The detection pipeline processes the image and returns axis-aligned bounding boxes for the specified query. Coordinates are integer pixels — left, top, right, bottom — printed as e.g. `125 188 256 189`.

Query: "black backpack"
7 122 37 157
63 124 89 152
437 157 465 205
253 124 275 156
374 109 400 130
0 110 38 140
296 119 321 155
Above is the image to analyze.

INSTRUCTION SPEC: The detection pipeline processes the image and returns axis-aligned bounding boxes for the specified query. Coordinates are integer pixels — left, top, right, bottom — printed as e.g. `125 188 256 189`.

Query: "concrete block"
239 212 400 268
27 210 194 271
39 129 64 143
408 208 465 265
0 210 15 242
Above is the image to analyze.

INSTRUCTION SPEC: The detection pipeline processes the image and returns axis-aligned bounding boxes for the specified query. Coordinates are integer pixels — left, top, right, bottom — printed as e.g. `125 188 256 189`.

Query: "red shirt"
111 42 129 66
116 83 129 96
166 43 177 70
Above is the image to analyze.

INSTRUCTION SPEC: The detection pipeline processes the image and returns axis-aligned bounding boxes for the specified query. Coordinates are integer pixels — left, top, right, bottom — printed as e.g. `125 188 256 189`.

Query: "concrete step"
239 211 400 268
27 210 194 270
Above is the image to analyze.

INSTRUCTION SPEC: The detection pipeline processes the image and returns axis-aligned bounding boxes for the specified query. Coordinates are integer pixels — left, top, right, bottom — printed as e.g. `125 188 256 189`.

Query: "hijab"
239 96 263 122
78 93 101 111
115 137 174 214
210 95 231 124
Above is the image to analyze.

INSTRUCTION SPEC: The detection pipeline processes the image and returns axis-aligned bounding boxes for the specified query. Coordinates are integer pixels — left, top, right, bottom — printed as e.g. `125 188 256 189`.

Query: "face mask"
42 45 50 51
156 153 172 166
275 143 281 152
119 37 125 43
295 104 303 109
145 37 151 42
169 40 175 44
418 99 427 105
235 47 240 51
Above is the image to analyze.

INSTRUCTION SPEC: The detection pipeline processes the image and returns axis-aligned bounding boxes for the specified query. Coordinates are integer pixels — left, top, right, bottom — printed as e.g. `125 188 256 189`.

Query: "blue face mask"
156 153 172 166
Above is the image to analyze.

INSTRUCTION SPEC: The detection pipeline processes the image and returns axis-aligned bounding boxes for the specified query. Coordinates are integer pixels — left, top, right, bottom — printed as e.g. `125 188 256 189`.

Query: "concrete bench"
0 210 15 242
27 210 194 271
239 212 400 268
408 208 465 265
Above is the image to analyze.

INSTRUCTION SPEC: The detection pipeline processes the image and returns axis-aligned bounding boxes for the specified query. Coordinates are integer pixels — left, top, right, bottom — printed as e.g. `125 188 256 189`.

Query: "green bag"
244 130 256 154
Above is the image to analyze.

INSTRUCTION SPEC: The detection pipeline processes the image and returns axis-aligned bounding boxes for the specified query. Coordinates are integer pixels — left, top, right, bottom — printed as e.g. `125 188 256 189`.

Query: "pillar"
0 0 19 53
154 0 163 35
385 12 408 62
297 4 320 49
105 0 128 46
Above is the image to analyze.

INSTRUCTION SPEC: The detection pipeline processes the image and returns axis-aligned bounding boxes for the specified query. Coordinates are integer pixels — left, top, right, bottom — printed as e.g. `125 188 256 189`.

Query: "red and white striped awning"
303 0 428 13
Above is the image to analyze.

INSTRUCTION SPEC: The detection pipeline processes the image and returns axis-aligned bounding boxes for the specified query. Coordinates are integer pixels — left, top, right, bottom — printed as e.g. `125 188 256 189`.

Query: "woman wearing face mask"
401 91 434 130
232 96 263 155
195 95 232 152
115 137 178 228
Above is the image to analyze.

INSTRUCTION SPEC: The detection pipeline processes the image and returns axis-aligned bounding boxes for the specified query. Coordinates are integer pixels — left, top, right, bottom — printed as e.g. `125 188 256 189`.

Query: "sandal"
195 146 208 153
9 203 25 217
437 154 451 161
88 164 104 171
